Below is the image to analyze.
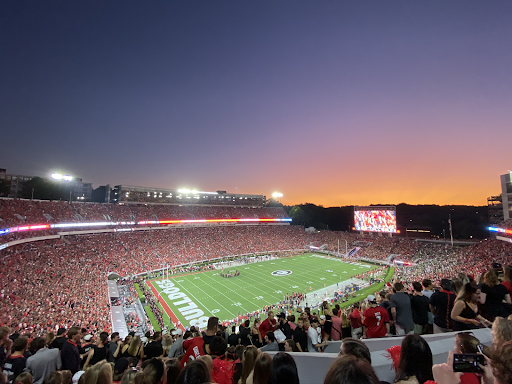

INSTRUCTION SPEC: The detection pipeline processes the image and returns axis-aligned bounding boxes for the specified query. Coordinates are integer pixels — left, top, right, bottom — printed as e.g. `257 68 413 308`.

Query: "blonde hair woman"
84 362 112 384
132 336 145 360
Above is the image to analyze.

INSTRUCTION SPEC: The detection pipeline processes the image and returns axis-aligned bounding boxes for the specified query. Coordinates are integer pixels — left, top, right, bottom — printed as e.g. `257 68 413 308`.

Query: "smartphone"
453 354 485 373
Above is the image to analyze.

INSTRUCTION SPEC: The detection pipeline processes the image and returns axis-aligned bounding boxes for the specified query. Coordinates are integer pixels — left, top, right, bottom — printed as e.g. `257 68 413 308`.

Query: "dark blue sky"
1 1 511 205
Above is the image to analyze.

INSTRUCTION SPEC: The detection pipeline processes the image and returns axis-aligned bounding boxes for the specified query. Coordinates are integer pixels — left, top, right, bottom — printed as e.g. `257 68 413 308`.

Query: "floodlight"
63 175 73 181
51 173 63 180
272 192 283 198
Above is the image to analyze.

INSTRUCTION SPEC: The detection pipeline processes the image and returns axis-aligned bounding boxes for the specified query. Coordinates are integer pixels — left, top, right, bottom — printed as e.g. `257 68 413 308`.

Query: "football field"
146 253 379 329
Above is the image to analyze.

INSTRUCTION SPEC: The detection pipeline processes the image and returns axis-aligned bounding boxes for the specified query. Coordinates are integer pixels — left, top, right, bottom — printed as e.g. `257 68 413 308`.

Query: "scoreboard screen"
354 207 397 233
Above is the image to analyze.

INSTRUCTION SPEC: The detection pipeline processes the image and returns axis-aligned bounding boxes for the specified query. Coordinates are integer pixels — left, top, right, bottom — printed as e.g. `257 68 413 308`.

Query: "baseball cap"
367 295 376 302
83 334 93 341
319 315 326 320
172 329 183 336
440 279 453 291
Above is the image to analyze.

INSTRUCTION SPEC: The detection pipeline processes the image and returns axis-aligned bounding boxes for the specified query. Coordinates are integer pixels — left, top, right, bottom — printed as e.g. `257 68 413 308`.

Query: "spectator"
395 335 434 384
202 317 219 355
481 270 511 321
259 332 278 352
164 358 182 384
421 280 434 333
13 373 32 384
140 358 166 384
307 319 326 353
248 353 272 384
228 327 239 347
144 333 164 359
284 340 299 353
0 327 13 368
42 372 61 384
277 313 292 341
391 282 414 336
162 333 174 357
362 295 390 339
25 338 61 384
49 330 67 351
83 361 112 384
410 282 430 335
348 303 363 339
168 330 184 359
492 317 512 352
175 359 210 384
503 266 512 297
330 308 343 341
61 328 82 374
337 338 371 364
124 336 144 362
429 279 456 333
107 333 121 363
488 341 512 384
239 321 251 347
323 355 380 384
3 337 28 383
60 371 71 384
292 318 307 352
83 333 108 369
112 358 130 384
269 352 299 384
250 319 263 348
259 312 276 340
451 283 492 331
240 346 259 384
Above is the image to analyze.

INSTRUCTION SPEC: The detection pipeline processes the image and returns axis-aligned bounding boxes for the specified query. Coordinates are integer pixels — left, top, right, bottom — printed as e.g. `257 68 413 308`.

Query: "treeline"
284 203 489 240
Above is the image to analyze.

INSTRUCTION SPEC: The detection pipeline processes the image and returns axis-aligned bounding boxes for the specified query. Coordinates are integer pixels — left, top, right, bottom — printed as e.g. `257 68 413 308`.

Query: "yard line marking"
193 274 251 314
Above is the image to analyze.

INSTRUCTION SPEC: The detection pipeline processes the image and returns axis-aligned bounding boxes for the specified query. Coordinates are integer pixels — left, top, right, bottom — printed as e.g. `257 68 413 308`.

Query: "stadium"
2 184 512 383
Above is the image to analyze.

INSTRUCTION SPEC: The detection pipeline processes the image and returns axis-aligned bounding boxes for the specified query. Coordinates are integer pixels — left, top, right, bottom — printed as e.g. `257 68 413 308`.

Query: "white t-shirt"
307 326 321 352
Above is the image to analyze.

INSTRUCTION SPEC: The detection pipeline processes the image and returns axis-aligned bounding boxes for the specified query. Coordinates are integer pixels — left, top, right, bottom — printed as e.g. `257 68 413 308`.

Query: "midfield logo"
271 270 293 276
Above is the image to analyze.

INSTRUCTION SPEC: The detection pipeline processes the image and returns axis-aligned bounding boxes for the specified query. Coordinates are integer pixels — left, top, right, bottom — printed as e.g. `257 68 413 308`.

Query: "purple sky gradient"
1 1 511 206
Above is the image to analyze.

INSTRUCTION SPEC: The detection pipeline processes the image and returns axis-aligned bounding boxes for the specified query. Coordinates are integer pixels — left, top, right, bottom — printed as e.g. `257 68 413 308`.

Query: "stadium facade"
113 185 266 207
501 172 512 221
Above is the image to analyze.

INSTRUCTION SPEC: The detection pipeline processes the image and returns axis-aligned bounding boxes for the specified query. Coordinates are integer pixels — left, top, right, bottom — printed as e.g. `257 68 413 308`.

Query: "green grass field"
145 253 381 329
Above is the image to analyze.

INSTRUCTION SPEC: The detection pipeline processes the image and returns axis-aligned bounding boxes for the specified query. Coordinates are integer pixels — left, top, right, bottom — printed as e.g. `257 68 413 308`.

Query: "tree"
21 177 68 200
288 206 308 226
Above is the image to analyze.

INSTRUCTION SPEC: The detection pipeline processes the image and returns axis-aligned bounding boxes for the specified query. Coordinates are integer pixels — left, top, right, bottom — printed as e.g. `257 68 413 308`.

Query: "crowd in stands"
0 199 287 228
2 301 512 384
2 219 512 336
3 200 512 382
496 218 512 230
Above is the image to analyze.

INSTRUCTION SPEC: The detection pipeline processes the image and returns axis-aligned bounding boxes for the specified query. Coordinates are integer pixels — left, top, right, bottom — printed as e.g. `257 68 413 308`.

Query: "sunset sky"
1 1 511 207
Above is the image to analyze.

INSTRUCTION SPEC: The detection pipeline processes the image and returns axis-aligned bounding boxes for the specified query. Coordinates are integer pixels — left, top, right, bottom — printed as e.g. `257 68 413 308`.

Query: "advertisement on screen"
354 209 397 233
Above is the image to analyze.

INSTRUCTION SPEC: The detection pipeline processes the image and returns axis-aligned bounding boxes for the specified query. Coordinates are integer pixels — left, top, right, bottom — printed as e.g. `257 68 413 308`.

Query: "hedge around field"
144 305 161 332
134 283 145 301
336 266 395 310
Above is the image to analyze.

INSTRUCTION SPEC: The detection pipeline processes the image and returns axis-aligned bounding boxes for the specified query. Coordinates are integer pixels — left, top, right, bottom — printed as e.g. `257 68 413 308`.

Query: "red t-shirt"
363 306 390 338
348 309 362 329
259 318 276 338
180 337 205 368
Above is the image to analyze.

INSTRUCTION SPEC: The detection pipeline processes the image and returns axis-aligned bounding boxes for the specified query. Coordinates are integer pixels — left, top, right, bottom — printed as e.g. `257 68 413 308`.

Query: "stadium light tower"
272 192 283 203
51 173 73 181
